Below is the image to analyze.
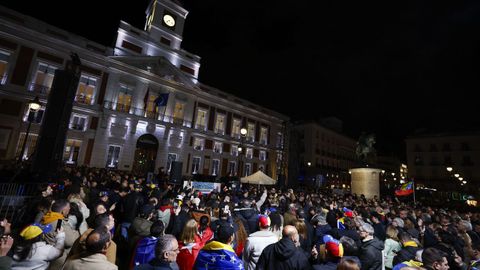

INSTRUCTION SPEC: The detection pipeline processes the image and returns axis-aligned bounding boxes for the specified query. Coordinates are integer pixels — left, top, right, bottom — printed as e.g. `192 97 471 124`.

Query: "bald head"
282 225 299 245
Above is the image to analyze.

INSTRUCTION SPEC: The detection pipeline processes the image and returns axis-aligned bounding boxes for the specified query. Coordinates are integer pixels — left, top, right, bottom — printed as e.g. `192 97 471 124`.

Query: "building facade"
0 1 288 181
405 131 480 193
291 119 356 188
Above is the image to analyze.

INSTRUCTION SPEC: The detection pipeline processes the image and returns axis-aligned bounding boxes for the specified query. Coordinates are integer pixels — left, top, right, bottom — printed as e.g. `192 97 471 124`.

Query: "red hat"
323 235 344 257
258 215 271 228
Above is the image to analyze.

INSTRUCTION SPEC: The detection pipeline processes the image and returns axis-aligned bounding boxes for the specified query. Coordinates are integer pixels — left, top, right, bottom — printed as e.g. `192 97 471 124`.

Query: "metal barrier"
0 183 40 223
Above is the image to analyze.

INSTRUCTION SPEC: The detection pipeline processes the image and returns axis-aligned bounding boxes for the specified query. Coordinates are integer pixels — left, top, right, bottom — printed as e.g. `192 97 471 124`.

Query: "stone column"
350 168 382 199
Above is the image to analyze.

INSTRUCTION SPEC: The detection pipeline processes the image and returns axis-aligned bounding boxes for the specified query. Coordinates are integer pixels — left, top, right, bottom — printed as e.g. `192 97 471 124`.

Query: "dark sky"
3 1 480 158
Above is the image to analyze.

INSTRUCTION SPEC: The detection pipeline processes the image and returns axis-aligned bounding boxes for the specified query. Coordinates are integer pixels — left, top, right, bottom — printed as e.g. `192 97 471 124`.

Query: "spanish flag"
395 181 414 196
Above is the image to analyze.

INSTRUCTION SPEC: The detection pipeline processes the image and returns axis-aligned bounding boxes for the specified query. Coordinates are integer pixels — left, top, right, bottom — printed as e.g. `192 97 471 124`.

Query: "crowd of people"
0 166 480 270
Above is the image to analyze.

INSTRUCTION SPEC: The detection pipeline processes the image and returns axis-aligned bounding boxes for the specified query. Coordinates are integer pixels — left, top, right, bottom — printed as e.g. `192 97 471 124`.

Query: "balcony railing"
70 124 85 131
75 95 93 105
29 83 50 94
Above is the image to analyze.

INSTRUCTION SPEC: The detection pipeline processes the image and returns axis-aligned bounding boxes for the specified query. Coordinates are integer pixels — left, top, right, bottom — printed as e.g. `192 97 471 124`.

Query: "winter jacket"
243 230 278 270
63 252 118 270
384 238 401 269
130 217 153 238
68 228 117 264
359 237 384 270
193 240 244 270
235 208 259 235
135 258 179 270
256 237 312 270
392 241 420 267
11 232 65 270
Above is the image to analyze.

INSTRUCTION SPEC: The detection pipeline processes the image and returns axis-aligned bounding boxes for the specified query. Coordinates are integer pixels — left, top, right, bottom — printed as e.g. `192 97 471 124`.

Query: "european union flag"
154 93 169 107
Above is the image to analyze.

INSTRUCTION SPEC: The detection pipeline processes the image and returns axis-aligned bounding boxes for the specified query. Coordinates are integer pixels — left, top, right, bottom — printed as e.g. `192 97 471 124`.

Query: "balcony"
29 83 50 95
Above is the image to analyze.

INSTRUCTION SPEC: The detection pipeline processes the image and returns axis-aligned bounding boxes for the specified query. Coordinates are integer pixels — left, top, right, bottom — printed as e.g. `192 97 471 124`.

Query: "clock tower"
145 0 188 50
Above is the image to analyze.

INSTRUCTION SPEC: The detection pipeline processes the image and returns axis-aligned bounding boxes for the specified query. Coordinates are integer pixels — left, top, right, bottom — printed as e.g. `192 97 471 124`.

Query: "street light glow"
29 96 41 111
240 127 247 136
454 173 460 178
446 167 453 172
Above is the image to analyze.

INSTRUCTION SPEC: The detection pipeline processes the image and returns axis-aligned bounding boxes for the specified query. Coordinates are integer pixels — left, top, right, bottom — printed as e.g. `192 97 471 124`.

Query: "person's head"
340 236 358 256
269 211 282 231
398 231 413 245
258 215 271 230
155 234 179 263
94 202 108 215
337 258 361 270
180 219 198 244
324 235 344 259
0 218 11 236
393 217 405 228
386 225 399 241
358 223 374 240
86 226 111 254
51 199 70 217
295 220 307 239
215 223 235 245
282 225 299 245
422 247 449 270
150 220 165 238
94 212 115 230
199 215 210 233
472 242 480 260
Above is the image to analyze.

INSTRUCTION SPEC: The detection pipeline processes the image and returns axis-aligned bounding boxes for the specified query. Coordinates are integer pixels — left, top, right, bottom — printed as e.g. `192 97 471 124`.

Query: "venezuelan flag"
395 181 414 196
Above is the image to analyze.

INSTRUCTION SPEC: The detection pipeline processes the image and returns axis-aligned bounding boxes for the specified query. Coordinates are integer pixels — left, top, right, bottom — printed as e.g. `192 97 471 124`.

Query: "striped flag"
395 181 414 196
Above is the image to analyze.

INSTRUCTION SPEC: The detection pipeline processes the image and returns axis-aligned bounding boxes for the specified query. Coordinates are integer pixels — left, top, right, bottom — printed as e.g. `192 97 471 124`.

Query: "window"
276 151 283 164
276 132 284 148
245 163 251 177
246 148 253 159
145 93 158 119
193 137 204 151
75 75 97 105
444 156 452 166
0 50 11 85
192 156 201 174
172 102 184 125
24 105 45 124
106 145 121 168
195 109 208 130
30 62 58 94
213 141 222 153
231 144 239 156
166 153 177 173
212 159 220 176
70 115 87 131
259 150 266 161
228 161 236 176
16 133 38 161
215 114 226 134
64 139 82 164
247 123 255 142
117 84 133 113
260 127 268 145
232 118 241 138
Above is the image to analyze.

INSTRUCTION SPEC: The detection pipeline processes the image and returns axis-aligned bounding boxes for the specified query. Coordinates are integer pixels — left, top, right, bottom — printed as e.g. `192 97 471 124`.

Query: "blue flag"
154 93 169 107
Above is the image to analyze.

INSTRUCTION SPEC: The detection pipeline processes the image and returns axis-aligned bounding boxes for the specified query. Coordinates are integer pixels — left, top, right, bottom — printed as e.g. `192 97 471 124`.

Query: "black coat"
256 237 312 270
359 237 384 270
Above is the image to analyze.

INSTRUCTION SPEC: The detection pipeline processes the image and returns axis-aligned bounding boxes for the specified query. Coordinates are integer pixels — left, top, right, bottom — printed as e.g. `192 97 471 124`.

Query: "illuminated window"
70 114 88 131
75 75 97 105
260 150 266 161
231 144 239 156
195 109 207 130
117 84 133 113
64 139 82 164
247 123 255 142
145 93 158 119
246 148 253 159
30 62 58 94
215 114 225 134
260 127 268 145
106 145 121 168
228 161 236 176
245 163 251 177
213 141 222 153
0 50 11 85
166 153 177 173
212 159 220 176
193 137 204 151
15 133 38 161
172 102 184 125
192 156 201 174
232 118 241 138
276 132 284 148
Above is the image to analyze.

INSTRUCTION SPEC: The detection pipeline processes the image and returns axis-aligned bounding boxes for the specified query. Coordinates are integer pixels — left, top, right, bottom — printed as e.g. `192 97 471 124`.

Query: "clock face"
163 14 175 27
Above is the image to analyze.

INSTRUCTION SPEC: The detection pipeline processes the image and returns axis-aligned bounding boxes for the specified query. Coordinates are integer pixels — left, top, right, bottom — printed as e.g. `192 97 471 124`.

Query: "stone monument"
350 133 381 199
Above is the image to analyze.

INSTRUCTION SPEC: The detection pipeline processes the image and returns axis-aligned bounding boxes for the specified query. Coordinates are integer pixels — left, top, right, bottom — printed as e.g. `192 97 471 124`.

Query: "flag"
395 181 414 196
143 87 150 111
154 93 169 107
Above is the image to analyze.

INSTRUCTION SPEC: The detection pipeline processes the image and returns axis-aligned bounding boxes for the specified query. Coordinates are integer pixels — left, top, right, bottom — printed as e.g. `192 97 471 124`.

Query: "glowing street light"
446 167 453 172
454 173 460 178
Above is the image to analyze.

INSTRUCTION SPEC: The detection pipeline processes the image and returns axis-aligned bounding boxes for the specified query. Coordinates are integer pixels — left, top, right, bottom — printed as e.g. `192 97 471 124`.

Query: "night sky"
3 0 480 159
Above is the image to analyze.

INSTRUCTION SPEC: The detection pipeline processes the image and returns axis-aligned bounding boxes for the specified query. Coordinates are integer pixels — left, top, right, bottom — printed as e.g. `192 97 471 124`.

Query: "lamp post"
238 127 247 177
18 96 41 164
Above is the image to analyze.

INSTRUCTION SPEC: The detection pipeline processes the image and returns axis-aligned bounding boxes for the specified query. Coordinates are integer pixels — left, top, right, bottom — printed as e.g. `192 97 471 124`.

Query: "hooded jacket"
193 240 244 270
256 237 312 270
359 237 385 270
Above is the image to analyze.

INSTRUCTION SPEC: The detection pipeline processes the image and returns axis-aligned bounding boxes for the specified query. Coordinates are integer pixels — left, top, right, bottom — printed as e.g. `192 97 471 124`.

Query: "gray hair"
360 223 374 235
155 234 177 258
459 220 472 231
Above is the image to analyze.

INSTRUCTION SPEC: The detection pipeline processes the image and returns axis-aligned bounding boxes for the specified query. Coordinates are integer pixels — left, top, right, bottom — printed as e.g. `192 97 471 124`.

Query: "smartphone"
56 219 62 230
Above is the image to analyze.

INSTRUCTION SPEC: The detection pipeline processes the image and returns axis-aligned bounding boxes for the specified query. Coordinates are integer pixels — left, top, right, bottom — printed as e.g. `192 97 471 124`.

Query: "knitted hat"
258 215 271 228
20 223 53 240
323 234 344 257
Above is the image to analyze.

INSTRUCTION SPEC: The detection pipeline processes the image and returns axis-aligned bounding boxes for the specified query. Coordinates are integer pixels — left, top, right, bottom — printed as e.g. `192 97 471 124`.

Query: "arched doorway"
132 134 158 177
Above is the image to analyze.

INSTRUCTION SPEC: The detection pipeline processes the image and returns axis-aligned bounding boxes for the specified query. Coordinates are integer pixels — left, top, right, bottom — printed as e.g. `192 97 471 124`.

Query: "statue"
355 132 377 165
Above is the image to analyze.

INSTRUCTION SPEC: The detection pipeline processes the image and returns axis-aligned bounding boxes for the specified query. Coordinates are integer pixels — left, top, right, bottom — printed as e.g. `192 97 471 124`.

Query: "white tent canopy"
240 170 276 185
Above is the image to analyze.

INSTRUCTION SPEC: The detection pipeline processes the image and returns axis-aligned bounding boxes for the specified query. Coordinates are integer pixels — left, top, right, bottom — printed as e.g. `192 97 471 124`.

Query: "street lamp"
446 167 453 172
237 127 247 176
18 96 41 163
